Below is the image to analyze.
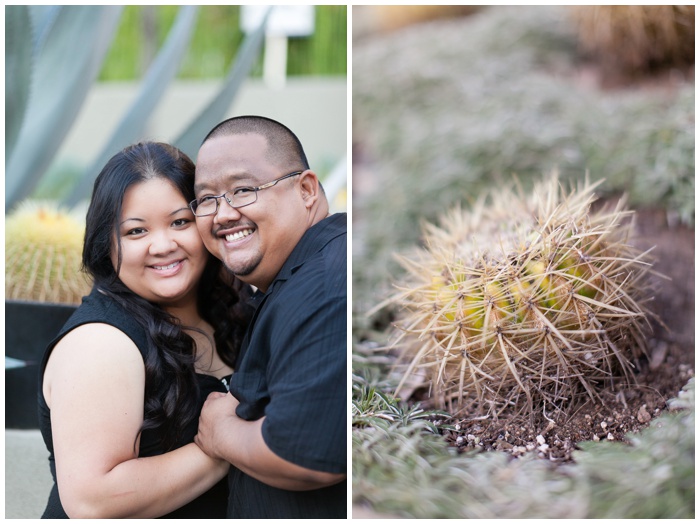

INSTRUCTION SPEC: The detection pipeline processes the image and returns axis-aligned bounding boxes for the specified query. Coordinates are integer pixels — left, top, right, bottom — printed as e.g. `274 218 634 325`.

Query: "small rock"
496 440 513 451
607 433 614 441
593 434 600 442
637 405 652 423
536 434 546 445
600 421 607 430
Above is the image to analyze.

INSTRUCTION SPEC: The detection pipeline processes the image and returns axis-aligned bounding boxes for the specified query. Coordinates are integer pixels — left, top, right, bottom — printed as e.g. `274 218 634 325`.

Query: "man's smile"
225 228 254 242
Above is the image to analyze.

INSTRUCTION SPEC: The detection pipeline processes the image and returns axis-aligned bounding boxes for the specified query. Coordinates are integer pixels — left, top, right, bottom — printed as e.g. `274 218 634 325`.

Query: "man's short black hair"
202 115 310 171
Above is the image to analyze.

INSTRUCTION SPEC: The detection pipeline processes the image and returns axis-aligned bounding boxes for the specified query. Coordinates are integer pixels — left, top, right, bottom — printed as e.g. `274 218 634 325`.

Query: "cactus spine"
6 201 92 304
387 175 655 418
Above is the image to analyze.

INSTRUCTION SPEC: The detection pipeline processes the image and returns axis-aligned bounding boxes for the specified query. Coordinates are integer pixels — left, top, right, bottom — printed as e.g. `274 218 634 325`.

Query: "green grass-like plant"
352 378 694 518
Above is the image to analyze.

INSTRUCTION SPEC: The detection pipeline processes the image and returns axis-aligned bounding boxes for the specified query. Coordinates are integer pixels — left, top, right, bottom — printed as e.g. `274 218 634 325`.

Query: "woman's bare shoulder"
44 323 145 405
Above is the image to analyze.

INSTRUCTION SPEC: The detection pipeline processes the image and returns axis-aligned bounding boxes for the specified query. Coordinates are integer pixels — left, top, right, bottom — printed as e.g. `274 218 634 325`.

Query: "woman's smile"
149 259 184 275
113 178 209 306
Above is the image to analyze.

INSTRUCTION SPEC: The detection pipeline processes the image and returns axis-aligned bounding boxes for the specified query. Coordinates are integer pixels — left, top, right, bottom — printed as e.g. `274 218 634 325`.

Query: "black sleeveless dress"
37 288 229 518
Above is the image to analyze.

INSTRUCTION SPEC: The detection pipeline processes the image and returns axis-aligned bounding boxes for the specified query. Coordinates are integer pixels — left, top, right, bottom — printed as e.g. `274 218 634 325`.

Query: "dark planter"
5 300 77 429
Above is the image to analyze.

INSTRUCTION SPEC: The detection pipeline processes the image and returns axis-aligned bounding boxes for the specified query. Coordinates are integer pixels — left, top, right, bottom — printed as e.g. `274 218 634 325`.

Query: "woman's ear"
298 170 321 208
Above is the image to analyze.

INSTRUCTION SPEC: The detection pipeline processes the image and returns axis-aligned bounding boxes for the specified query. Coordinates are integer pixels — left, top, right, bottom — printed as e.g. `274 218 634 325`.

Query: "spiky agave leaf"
5 200 92 304
386 174 656 418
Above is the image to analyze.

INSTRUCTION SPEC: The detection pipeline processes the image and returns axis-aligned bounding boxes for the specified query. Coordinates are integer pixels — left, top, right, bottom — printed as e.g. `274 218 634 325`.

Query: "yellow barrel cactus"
6 201 92 304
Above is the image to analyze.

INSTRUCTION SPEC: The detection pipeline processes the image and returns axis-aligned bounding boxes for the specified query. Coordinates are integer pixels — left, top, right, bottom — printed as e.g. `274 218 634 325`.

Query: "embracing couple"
37 116 347 518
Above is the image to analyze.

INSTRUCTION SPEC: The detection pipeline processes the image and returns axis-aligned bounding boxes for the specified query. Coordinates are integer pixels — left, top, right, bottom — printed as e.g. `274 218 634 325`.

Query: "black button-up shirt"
228 213 347 518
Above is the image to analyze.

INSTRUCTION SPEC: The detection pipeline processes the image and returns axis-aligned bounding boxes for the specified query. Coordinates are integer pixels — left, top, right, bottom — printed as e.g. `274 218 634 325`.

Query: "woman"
38 142 252 518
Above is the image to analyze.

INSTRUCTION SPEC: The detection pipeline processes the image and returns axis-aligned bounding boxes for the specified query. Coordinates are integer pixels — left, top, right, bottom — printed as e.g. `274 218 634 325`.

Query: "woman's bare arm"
44 323 228 518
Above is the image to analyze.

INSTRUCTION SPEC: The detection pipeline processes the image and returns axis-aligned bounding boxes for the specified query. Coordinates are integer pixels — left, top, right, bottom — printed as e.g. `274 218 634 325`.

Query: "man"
191 115 347 518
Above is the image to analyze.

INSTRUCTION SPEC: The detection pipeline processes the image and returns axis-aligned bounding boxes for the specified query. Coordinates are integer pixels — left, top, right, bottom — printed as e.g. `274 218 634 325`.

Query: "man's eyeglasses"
189 171 303 217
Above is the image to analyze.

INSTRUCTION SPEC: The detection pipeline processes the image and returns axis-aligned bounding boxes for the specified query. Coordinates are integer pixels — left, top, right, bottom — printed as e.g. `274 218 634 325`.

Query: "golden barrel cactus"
6 201 92 304
570 5 695 74
386 175 655 418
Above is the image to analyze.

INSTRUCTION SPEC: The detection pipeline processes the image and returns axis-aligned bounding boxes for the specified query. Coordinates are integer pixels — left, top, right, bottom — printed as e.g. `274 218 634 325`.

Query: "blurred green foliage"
100 5 346 80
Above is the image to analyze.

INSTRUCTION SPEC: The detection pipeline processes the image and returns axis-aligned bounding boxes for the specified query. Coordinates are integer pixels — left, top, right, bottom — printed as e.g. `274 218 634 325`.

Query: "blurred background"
7 5 347 213
5 5 346 518
353 4 693 311
352 5 694 519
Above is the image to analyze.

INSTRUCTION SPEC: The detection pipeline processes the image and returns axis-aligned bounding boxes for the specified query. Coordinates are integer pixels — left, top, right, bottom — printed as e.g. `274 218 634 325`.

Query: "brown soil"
431 208 695 462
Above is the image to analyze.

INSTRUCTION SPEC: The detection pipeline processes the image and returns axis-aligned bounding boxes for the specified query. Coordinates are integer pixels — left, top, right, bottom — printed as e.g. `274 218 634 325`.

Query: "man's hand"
195 391 344 490
194 392 239 459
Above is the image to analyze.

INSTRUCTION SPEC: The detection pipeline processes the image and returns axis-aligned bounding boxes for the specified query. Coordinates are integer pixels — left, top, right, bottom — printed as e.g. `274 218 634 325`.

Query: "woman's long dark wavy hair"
82 142 251 451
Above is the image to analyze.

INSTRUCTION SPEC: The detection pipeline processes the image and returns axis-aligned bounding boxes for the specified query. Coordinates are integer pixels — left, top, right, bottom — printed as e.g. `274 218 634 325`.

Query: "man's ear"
298 170 321 208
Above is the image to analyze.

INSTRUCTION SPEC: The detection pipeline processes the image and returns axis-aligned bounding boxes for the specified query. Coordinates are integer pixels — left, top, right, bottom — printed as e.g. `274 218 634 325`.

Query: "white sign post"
241 5 315 89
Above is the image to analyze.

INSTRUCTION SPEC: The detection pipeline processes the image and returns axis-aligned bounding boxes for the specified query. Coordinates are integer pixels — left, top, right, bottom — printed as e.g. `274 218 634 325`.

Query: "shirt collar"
256 213 346 297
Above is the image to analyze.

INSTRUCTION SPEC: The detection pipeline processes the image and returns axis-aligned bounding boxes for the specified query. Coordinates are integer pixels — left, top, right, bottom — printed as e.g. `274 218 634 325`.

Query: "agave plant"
6 5 123 210
5 5 271 212
383 174 656 419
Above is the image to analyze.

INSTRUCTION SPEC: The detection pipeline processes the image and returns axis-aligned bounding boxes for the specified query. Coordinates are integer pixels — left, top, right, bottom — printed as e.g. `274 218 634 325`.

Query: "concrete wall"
54 77 347 204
